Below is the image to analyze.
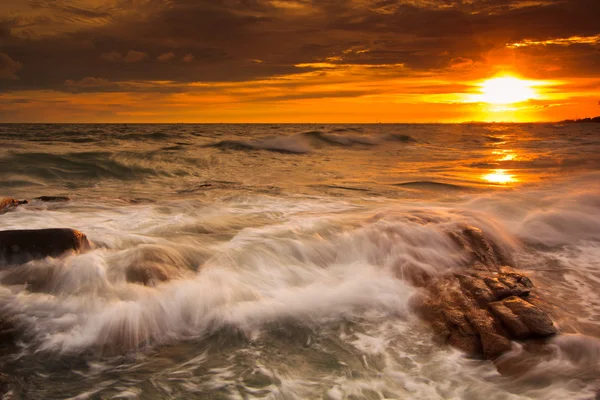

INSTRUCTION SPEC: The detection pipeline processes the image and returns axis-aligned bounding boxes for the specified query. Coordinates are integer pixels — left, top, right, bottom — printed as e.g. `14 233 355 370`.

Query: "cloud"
450 57 474 69
0 0 599 121
0 53 22 80
124 50 149 63
65 77 112 88
507 34 600 48
101 51 122 62
158 52 176 62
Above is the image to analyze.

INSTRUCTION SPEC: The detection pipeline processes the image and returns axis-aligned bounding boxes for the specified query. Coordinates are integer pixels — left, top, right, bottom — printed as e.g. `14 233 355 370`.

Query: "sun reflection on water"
483 169 517 184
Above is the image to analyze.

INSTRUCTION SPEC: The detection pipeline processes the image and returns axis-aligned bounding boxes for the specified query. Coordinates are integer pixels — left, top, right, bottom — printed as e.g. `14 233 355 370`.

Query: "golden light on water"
476 77 538 105
483 169 517 184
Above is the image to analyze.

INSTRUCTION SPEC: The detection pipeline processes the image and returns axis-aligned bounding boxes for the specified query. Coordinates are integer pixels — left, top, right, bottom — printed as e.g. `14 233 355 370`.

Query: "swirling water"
0 123 599 399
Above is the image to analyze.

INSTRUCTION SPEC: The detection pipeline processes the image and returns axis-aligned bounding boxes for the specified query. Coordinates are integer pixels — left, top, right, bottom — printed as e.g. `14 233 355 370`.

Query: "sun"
483 169 517 184
476 77 538 105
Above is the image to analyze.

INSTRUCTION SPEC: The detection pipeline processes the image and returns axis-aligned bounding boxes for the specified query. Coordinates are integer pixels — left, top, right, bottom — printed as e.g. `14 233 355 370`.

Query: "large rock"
415 266 557 360
0 228 90 265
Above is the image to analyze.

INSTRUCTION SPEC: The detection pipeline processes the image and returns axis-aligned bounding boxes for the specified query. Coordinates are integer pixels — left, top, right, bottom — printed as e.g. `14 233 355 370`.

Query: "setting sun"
477 77 538 105
483 169 517 184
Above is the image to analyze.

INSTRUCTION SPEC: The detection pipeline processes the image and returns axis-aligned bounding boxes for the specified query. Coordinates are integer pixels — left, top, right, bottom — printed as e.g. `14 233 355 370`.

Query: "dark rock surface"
33 196 71 202
0 373 16 399
0 228 90 265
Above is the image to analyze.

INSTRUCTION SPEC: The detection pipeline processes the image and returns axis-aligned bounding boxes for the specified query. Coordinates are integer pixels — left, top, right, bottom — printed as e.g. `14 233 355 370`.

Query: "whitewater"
0 123 599 399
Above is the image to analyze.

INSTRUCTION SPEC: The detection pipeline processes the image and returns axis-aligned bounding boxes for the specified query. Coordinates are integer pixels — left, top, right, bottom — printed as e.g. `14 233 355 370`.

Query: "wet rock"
0 198 19 215
442 307 477 336
448 331 482 355
448 226 513 270
0 228 90 265
394 262 432 287
457 274 495 305
415 266 557 360
480 332 512 359
488 301 531 339
491 296 557 337
33 196 71 202
243 371 279 388
0 373 16 399
0 314 16 344
483 277 530 300
125 263 174 286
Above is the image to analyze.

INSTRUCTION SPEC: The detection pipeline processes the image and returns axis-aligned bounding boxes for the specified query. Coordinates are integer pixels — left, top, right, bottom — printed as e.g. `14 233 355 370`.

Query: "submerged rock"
0 228 90 265
0 198 19 215
0 196 70 214
0 373 16 399
33 196 71 202
125 263 174 286
448 226 513 270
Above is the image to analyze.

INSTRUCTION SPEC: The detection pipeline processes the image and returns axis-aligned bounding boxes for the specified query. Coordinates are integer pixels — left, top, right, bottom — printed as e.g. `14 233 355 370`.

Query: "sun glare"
476 77 538 105
483 169 516 184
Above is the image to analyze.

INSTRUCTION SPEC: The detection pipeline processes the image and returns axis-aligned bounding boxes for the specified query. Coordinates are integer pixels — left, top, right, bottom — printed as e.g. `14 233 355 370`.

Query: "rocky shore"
0 197 562 396
413 227 558 362
0 196 88 396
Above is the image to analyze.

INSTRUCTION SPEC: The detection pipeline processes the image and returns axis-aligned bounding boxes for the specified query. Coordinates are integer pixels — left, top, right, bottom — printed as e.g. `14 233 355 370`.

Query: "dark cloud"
0 0 598 93
0 52 22 80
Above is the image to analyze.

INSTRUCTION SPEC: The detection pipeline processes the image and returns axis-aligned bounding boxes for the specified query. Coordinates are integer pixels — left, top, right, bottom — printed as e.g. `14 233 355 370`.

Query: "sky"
0 0 599 123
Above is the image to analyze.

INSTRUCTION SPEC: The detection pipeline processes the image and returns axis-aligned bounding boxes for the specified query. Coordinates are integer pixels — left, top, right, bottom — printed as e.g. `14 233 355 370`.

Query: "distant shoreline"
560 116 600 123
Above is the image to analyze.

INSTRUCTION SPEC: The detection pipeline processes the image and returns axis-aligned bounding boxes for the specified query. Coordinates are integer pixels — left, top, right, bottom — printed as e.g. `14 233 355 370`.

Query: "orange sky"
1 0 599 122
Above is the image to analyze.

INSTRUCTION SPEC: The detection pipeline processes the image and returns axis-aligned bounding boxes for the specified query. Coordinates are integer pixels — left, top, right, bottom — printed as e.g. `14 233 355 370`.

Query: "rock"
448 332 482 355
448 226 513 270
457 274 495 305
484 277 530 300
480 332 512 359
0 198 19 215
125 263 173 286
442 308 477 336
498 296 557 337
415 266 557 360
0 373 16 399
33 196 71 202
0 313 16 344
0 228 90 265
488 301 531 339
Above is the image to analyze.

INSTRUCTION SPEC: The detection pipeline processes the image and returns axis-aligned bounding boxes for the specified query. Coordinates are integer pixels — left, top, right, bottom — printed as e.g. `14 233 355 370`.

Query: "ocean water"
0 123 599 399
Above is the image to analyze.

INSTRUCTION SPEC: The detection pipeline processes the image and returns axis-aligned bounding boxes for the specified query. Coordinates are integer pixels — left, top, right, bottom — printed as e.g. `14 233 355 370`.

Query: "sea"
0 123 599 399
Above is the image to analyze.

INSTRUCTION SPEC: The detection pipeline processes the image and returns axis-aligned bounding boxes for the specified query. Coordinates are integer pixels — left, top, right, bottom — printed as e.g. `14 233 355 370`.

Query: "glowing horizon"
0 0 599 123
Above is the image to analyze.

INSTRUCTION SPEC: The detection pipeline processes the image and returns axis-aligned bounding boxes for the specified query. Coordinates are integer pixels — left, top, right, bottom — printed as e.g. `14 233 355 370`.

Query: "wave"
0 196 522 355
385 133 417 143
120 132 171 141
329 127 364 133
302 130 378 146
483 135 505 143
206 136 312 154
1 178 599 398
0 151 194 183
